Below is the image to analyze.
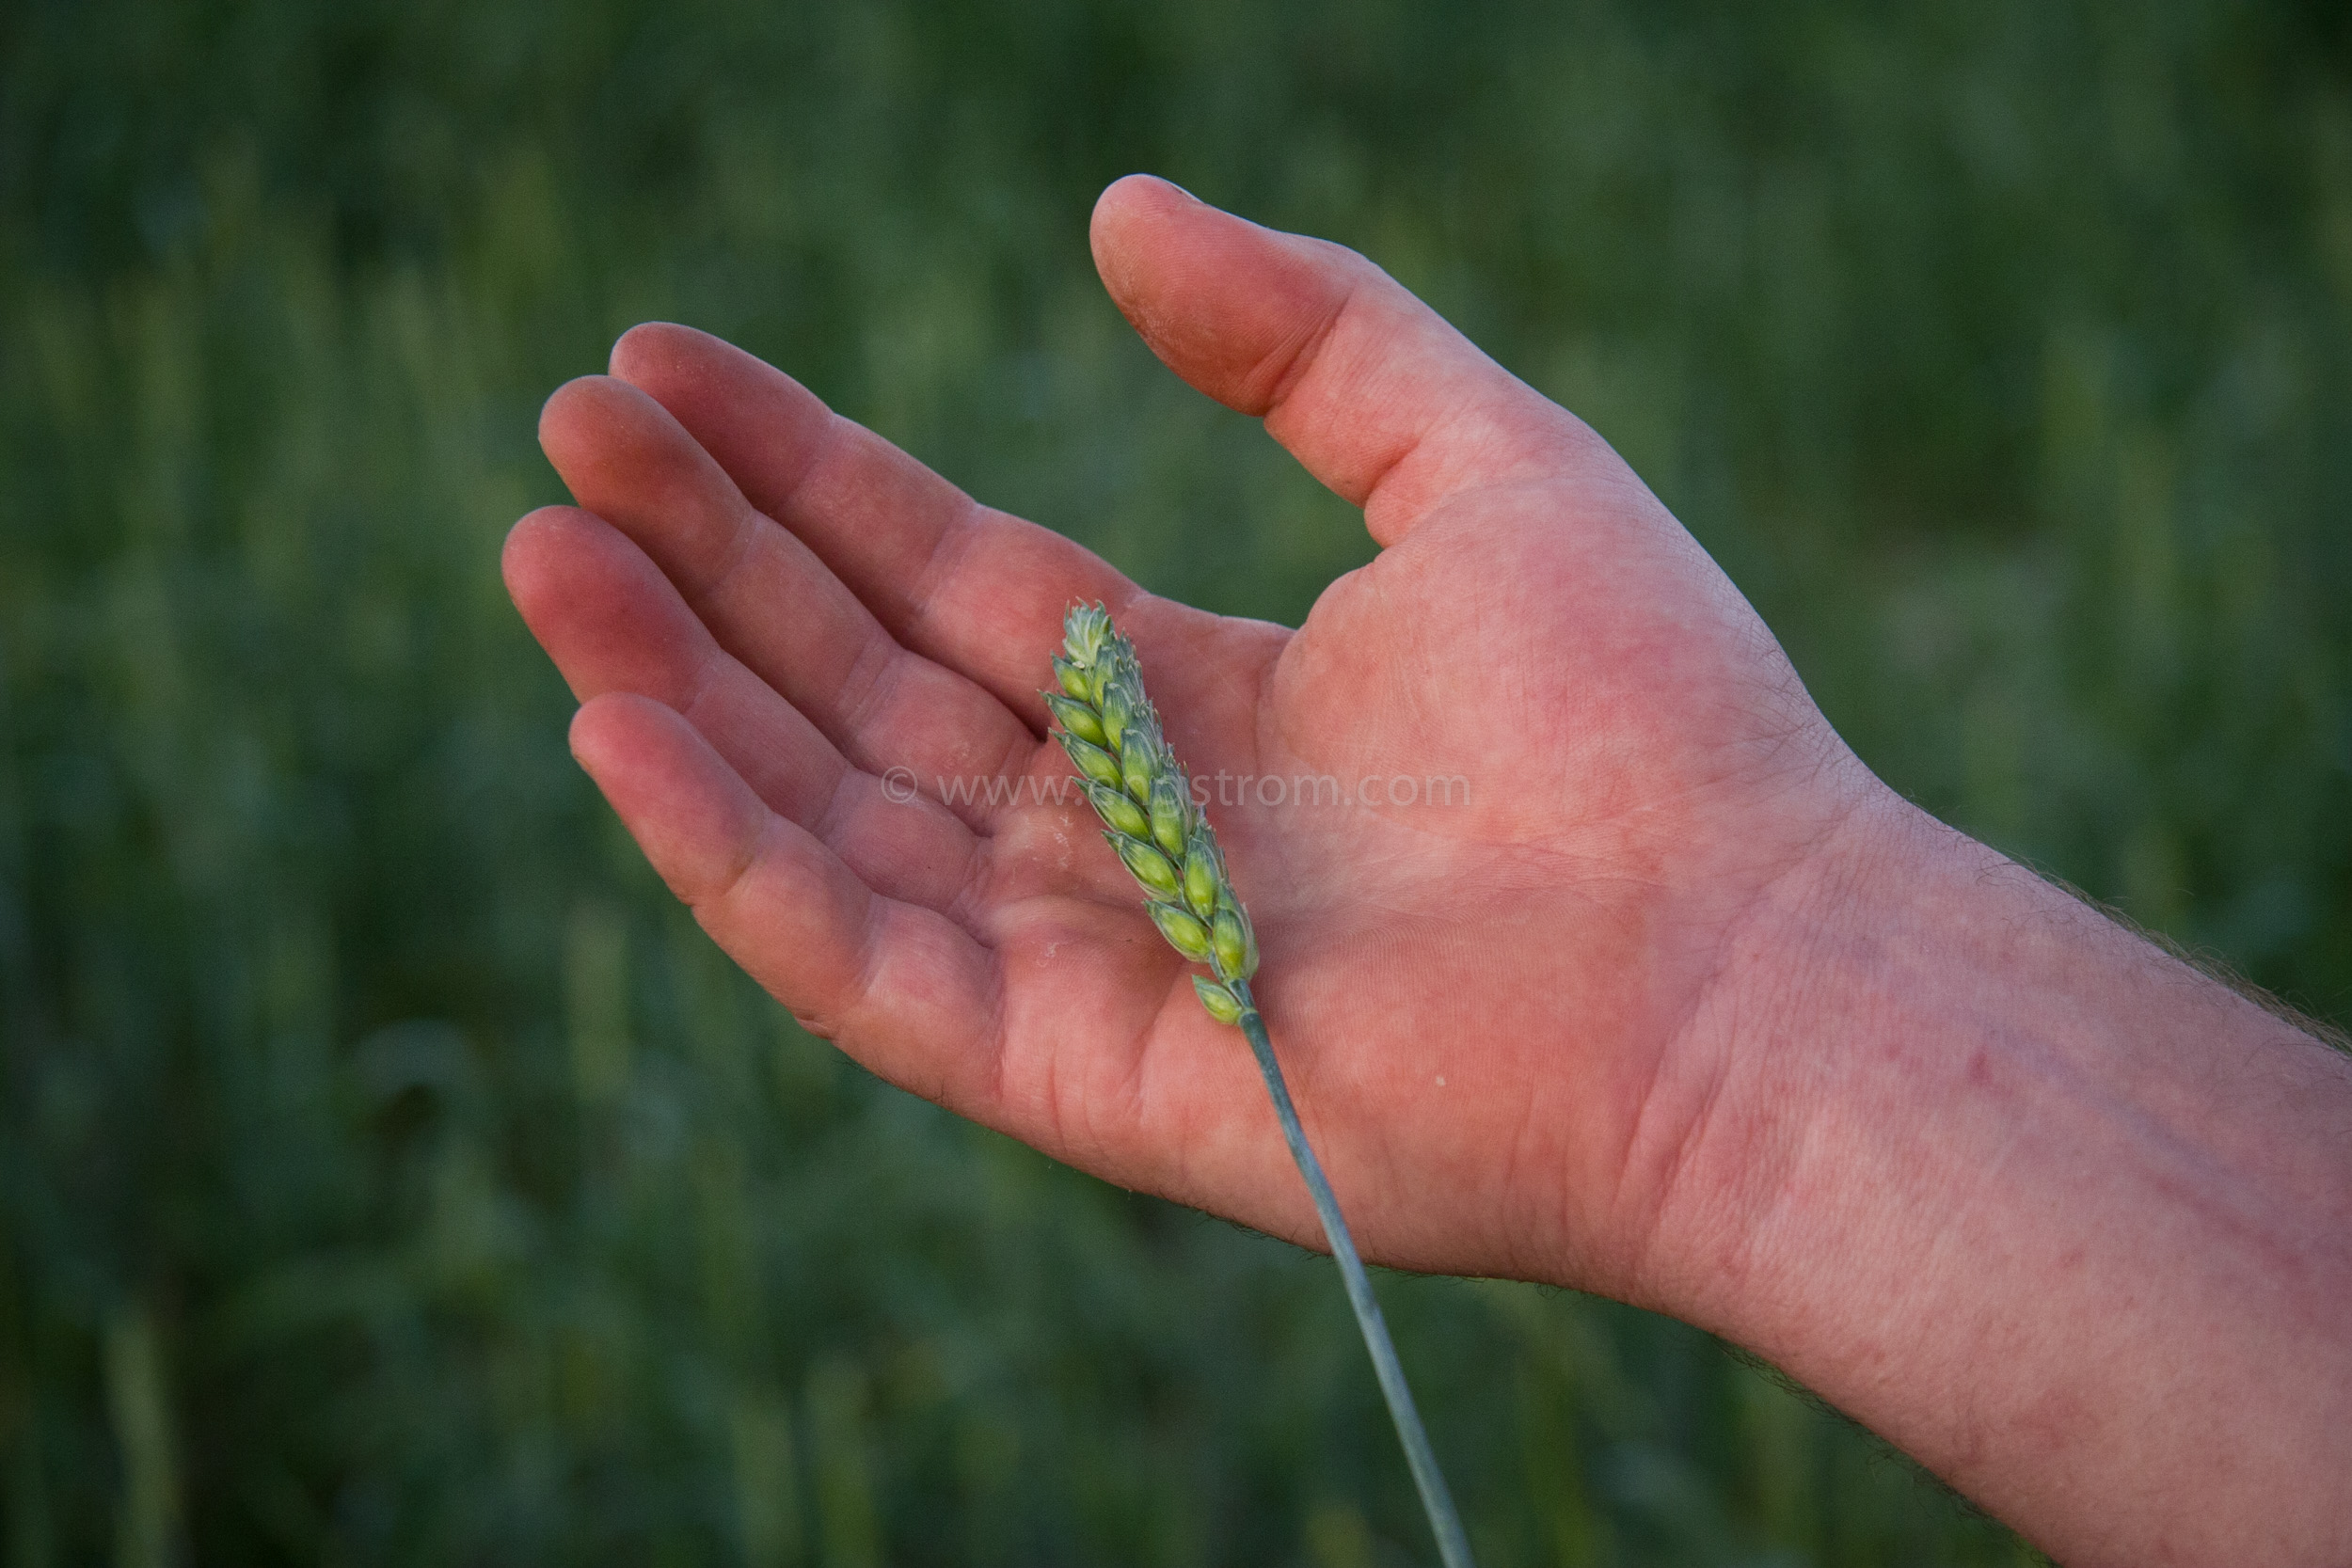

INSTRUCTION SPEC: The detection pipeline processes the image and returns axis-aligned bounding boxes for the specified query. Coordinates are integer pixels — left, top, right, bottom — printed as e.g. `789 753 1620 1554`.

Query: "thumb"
1089 174 1615 547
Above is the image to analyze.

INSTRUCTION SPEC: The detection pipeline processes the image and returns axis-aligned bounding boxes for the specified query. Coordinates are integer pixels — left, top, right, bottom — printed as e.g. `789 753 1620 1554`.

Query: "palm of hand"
509 178 1862 1295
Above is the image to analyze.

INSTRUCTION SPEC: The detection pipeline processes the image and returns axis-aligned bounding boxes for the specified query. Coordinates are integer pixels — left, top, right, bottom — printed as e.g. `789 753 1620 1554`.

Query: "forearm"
1654 795 2352 1567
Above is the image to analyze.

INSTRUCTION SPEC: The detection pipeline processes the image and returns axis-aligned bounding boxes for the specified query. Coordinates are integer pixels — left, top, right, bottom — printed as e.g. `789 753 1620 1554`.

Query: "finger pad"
511 512 718 705
570 694 766 902
611 322 834 493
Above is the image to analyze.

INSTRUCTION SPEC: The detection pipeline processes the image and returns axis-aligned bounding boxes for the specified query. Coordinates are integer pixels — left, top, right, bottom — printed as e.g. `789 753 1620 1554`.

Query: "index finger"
607 323 1160 722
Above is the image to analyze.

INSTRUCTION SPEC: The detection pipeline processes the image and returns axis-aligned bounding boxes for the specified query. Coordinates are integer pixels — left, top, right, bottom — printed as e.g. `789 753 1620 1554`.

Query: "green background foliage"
4 0 2346 1561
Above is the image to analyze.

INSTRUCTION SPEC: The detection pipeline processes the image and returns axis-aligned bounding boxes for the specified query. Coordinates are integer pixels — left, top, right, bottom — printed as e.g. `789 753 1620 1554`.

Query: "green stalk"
1232 980 1476 1568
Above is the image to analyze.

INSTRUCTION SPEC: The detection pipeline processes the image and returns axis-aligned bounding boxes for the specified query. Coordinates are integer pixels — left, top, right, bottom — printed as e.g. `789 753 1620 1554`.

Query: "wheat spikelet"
1045 603 1259 1022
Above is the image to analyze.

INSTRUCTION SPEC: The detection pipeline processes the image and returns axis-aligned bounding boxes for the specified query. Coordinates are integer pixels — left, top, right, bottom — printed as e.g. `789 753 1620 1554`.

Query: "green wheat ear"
1045 604 1256 1023
1044 602 1478 1568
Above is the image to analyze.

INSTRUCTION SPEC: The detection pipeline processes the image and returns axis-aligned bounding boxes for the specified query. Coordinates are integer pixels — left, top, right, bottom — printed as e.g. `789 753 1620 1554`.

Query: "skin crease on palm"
505 175 2352 1565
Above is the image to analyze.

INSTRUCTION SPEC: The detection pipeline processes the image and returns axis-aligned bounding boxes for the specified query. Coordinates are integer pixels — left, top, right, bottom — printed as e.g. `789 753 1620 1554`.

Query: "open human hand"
510 176 2352 1565
504 174 1870 1300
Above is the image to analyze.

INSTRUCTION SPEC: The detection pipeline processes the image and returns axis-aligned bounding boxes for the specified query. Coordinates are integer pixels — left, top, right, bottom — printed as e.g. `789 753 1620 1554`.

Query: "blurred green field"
3 0 2346 1562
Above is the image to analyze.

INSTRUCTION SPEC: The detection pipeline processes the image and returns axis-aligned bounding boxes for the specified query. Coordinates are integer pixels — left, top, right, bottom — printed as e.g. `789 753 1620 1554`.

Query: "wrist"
1616 780 1945 1314
1626 785 2352 1564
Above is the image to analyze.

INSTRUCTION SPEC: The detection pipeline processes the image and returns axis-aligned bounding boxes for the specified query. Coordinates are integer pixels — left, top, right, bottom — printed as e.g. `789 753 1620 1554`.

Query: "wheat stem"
1232 981 1477 1568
